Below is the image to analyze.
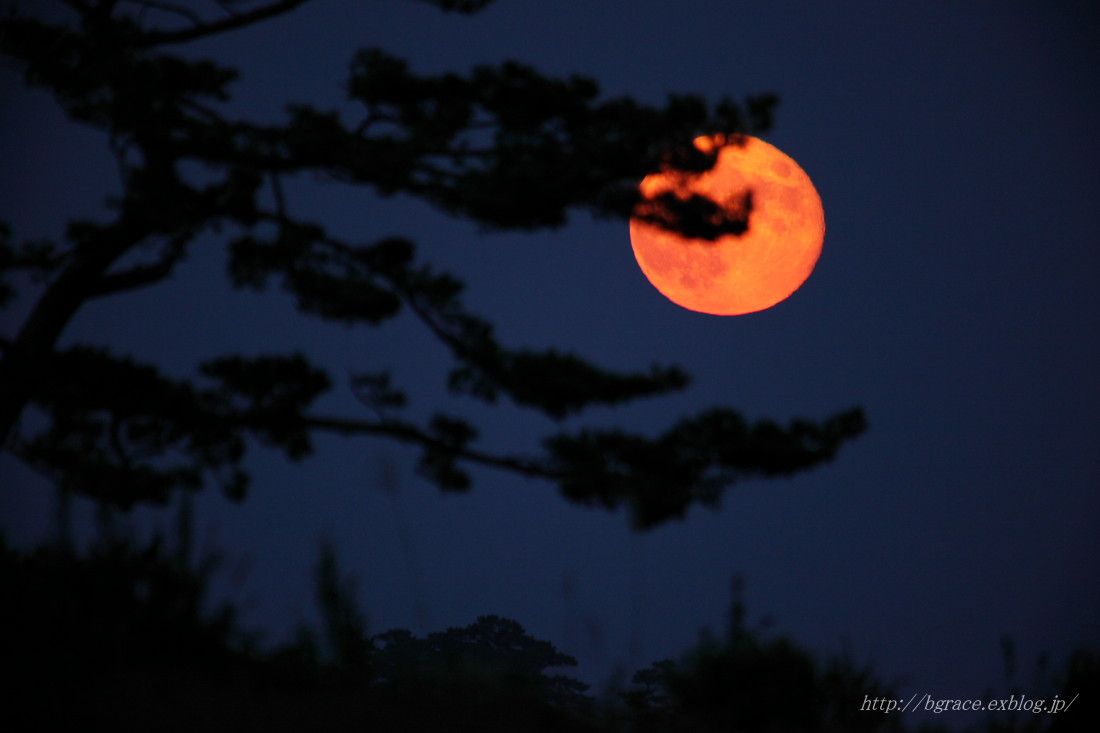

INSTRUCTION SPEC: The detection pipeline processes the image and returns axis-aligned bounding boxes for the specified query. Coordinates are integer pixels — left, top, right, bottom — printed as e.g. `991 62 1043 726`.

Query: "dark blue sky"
2 0 1098 717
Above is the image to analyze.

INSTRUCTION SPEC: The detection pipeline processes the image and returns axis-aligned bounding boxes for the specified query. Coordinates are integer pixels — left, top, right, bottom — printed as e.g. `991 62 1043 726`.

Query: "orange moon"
629 134 825 316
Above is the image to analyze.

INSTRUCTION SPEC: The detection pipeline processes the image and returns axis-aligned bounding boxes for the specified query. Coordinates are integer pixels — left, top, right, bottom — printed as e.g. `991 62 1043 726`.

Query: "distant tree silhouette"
621 587 904 733
0 0 864 527
0 524 596 731
0 522 891 732
6 524 1093 731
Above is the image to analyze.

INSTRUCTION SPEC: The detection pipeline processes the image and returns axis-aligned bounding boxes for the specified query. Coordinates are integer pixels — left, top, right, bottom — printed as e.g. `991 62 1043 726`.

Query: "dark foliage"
622 592 905 733
0 0 861 527
5 526 1094 732
0 529 595 731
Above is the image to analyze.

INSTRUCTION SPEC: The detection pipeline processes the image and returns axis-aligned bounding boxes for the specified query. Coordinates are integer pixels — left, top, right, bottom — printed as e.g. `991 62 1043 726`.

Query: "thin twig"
270 173 288 220
88 234 190 297
301 414 563 480
133 0 308 47
118 0 203 25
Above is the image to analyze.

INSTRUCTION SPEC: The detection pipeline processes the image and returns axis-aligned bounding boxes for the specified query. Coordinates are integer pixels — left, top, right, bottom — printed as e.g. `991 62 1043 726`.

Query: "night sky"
2 0 1098 717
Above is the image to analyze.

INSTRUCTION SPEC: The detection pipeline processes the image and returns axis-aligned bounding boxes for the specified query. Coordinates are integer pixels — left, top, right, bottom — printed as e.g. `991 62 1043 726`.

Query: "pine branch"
133 0 309 47
118 0 203 25
0 4 862 527
88 235 189 297
300 414 562 480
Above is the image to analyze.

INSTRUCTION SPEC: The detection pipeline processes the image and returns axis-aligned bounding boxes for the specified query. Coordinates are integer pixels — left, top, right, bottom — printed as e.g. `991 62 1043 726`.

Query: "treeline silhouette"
4 510 1095 732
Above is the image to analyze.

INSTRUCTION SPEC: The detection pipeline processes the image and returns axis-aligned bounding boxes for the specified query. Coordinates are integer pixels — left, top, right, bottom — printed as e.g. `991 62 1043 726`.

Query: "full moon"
629 134 825 316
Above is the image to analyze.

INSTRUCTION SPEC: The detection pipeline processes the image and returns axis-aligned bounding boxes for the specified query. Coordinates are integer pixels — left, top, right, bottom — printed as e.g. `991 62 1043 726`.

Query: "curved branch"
300 414 563 480
0 225 143 443
133 0 309 47
88 239 187 297
119 0 203 25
